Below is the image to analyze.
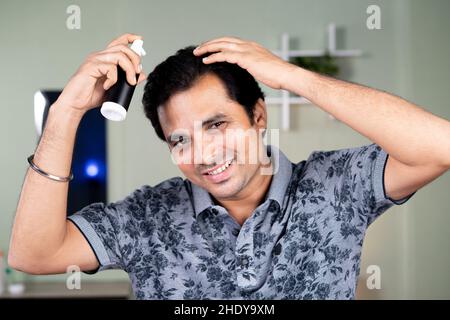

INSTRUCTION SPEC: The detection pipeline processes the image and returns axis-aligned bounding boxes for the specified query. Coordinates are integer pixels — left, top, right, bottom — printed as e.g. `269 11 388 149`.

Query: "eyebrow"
201 113 230 129
165 113 230 143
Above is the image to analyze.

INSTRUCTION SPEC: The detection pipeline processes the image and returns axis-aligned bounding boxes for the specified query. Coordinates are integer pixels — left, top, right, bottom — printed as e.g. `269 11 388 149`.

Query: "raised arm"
8 33 146 274
283 68 450 200
193 36 450 201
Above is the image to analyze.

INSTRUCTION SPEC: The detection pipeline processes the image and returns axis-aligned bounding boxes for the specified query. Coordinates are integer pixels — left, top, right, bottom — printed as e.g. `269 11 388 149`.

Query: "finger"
198 36 244 47
202 51 239 65
136 72 147 84
194 37 245 55
107 33 143 49
94 63 117 90
194 41 243 56
95 51 137 85
104 44 142 73
103 63 117 90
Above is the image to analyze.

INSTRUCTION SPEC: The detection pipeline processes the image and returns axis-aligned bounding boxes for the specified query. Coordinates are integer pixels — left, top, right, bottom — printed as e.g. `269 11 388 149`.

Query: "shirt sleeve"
309 143 416 226
355 143 416 225
67 185 149 274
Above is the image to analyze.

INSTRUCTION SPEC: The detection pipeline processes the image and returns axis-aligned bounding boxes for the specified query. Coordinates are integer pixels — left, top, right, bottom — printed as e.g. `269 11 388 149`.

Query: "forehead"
157 73 243 134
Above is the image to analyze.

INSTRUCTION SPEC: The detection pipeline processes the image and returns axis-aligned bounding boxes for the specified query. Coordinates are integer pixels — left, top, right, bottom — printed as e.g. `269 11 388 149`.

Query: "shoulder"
306 144 379 166
288 143 383 193
107 176 188 214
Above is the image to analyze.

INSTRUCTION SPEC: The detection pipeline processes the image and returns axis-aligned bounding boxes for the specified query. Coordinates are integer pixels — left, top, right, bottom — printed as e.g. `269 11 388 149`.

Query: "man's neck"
213 162 274 226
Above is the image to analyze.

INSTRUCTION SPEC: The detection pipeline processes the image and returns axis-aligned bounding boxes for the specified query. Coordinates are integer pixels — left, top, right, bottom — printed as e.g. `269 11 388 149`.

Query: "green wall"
0 0 449 298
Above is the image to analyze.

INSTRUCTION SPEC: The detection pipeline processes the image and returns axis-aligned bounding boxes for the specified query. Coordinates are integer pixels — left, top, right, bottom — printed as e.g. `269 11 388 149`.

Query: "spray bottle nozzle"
130 39 146 57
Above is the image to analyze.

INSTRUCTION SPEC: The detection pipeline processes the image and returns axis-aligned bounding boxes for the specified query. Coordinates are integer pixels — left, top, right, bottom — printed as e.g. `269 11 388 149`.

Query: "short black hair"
142 46 265 142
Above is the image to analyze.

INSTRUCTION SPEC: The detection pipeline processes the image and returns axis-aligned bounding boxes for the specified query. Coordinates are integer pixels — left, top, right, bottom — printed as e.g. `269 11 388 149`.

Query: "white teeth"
207 159 233 175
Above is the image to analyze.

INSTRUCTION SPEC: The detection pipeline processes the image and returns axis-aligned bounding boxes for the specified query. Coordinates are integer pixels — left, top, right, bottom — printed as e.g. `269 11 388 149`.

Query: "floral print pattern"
68 143 415 299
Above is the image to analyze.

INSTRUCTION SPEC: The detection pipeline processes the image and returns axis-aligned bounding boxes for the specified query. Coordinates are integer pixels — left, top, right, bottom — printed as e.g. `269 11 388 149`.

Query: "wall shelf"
267 23 362 130
0 281 131 299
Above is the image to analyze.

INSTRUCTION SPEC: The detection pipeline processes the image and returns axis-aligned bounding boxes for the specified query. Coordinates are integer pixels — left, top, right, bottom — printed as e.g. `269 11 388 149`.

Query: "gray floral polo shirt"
68 143 415 300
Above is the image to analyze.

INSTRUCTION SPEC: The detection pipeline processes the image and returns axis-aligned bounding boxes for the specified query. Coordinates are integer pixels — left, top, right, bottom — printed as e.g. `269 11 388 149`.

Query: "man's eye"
210 121 225 129
172 136 189 147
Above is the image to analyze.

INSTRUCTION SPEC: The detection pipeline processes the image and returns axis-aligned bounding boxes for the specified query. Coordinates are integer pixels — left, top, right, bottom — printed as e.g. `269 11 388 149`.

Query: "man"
8 34 450 299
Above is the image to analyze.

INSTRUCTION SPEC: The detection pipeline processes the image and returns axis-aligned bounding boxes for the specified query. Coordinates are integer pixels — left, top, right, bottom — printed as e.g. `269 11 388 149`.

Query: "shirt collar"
190 145 293 218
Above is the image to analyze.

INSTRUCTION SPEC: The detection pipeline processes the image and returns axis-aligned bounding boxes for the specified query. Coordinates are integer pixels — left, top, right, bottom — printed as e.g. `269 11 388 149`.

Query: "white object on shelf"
0 281 131 299
268 23 362 130
8 283 25 295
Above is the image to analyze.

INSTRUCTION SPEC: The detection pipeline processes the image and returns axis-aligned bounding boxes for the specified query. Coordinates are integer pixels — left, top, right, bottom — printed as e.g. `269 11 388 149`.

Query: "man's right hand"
8 33 148 275
56 33 147 113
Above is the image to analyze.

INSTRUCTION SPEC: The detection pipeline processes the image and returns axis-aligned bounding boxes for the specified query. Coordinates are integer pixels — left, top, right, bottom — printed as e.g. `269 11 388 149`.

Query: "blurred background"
0 0 449 299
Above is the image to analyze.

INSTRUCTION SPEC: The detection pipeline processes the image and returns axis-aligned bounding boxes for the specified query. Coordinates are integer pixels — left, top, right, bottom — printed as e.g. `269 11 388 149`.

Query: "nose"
193 133 217 166
202 144 217 166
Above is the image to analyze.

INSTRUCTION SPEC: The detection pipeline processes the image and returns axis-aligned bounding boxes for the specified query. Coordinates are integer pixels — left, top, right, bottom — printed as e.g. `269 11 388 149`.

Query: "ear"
252 98 268 132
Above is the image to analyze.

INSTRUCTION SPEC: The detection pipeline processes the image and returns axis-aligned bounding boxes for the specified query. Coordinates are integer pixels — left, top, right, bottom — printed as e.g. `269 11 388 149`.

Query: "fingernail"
138 64 143 73
202 57 208 62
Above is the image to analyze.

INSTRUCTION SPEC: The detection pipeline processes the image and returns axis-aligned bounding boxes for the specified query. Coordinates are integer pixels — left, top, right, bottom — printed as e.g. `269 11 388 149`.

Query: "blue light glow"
85 161 99 177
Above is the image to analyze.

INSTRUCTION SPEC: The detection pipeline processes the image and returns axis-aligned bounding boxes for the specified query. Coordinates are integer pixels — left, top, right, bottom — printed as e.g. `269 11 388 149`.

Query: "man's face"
158 73 268 200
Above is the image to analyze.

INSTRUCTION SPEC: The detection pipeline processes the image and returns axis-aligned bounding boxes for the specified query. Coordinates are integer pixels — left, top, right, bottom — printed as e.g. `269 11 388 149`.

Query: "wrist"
49 101 85 122
281 64 317 97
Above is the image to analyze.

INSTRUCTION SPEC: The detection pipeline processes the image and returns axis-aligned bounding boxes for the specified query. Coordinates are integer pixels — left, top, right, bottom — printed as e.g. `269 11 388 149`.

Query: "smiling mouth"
203 159 233 175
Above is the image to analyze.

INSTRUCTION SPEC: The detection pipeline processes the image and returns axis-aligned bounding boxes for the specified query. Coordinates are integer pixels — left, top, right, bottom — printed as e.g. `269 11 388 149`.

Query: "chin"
204 177 245 200
209 188 237 200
